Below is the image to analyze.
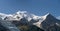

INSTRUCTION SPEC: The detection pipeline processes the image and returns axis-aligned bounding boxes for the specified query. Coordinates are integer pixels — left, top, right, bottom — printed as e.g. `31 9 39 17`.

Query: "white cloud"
16 11 27 14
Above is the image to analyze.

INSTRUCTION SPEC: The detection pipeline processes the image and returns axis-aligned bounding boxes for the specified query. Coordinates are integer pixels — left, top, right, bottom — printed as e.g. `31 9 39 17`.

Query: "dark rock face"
20 18 28 25
45 24 60 31
29 25 44 31
17 25 44 31
12 17 29 26
41 14 59 29
0 23 9 31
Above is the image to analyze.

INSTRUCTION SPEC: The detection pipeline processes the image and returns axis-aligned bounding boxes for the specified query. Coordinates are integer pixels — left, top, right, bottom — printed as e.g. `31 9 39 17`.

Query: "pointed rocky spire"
44 13 51 17
44 13 55 19
41 13 51 20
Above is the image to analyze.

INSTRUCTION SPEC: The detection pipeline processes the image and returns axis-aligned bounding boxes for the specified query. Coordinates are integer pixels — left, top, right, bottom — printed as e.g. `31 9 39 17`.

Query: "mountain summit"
0 11 60 31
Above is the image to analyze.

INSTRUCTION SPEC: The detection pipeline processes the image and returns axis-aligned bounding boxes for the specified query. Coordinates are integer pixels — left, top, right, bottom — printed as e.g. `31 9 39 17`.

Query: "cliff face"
40 14 60 30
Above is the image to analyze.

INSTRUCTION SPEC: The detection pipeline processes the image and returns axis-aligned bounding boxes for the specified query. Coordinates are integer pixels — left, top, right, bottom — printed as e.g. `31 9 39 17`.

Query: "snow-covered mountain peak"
42 13 54 21
35 13 51 21
0 13 13 20
0 11 28 20
0 11 60 31
0 11 54 22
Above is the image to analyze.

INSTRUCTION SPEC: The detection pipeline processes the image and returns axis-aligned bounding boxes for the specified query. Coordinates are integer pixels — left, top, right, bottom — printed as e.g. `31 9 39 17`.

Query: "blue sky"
0 0 60 17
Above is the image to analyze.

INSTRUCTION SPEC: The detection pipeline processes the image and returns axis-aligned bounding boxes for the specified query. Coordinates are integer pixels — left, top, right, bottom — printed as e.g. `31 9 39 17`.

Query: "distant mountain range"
0 11 60 31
